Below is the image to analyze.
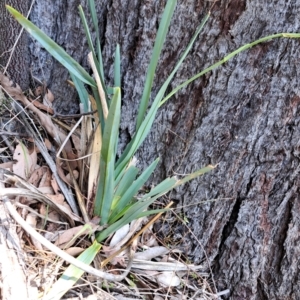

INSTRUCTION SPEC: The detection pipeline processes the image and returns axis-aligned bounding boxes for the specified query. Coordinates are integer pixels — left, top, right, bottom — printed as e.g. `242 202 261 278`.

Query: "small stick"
53 110 98 119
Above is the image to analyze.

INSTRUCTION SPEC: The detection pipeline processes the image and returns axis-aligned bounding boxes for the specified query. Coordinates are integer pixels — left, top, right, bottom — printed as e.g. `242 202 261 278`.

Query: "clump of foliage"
7 0 300 298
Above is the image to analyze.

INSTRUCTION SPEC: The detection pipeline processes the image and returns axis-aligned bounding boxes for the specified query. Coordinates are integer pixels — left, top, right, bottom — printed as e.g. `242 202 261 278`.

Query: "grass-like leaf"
109 158 160 223
44 241 101 300
88 0 105 80
94 88 121 224
79 4 108 98
135 0 177 131
6 5 96 87
115 13 210 179
160 32 300 105
78 5 96 59
114 44 121 88
112 165 139 208
98 165 214 242
69 73 89 112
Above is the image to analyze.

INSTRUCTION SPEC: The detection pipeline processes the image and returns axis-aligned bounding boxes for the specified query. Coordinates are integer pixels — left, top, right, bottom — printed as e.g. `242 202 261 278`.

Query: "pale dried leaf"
45 88 54 103
51 175 60 194
28 167 44 187
134 246 169 261
71 133 81 157
131 260 204 271
38 186 54 194
0 161 13 170
65 247 85 257
110 224 130 247
65 170 79 184
26 213 43 250
156 272 181 287
39 166 52 187
87 124 101 204
13 143 36 179
55 223 98 248
33 85 43 96
44 138 54 151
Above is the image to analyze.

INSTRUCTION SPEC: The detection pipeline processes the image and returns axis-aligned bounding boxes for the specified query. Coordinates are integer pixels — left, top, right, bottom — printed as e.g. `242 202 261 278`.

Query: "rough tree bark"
0 0 29 89
1 0 300 299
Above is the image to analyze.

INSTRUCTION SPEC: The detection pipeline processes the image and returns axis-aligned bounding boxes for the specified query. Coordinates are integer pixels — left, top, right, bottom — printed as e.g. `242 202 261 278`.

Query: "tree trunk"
2 0 300 299
0 0 29 89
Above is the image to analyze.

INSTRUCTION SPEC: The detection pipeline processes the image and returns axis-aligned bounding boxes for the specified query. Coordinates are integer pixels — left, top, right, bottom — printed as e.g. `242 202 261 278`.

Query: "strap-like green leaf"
112 165 139 209
135 0 177 131
44 241 101 300
79 4 108 97
114 44 121 88
6 5 95 87
78 5 96 59
70 73 89 113
94 88 121 224
109 158 159 222
161 32 300 105
88 0 105 80
97 165 213 242
115 13 209 178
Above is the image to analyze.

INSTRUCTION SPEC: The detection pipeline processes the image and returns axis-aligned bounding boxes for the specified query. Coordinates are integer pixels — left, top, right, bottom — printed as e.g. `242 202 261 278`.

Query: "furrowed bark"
0 0 29 89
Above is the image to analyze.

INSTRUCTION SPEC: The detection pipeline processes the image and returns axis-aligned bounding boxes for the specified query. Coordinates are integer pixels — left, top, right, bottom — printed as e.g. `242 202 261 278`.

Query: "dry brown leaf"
64 151 78 171
65 247 85 257
28 166 45 186
31 99 54 114
13 143 37 179
47 210 61 223
65 170 79 185
50 175 60 194
44 138 53 151
26 213 43 250
44 88 54 105
46 193 82 223
156 272 181 287
0 161 13 170
71 133 81 157
0 72 75 160
54 223 98 248
39 166 52 187
37 186 54 194
46 192 65 205
33 85 43 97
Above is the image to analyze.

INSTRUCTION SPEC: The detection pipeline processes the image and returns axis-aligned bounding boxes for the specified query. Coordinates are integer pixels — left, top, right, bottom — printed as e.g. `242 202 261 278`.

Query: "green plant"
7 0 300 297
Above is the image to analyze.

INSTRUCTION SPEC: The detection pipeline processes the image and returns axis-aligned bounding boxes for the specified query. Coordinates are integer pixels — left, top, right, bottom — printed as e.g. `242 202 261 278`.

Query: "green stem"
160 33 300 106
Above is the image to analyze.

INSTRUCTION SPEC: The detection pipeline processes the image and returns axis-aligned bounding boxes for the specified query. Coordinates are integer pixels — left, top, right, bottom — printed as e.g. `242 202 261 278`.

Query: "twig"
0 131 31 137
1 196 134 282
53 110 98 119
